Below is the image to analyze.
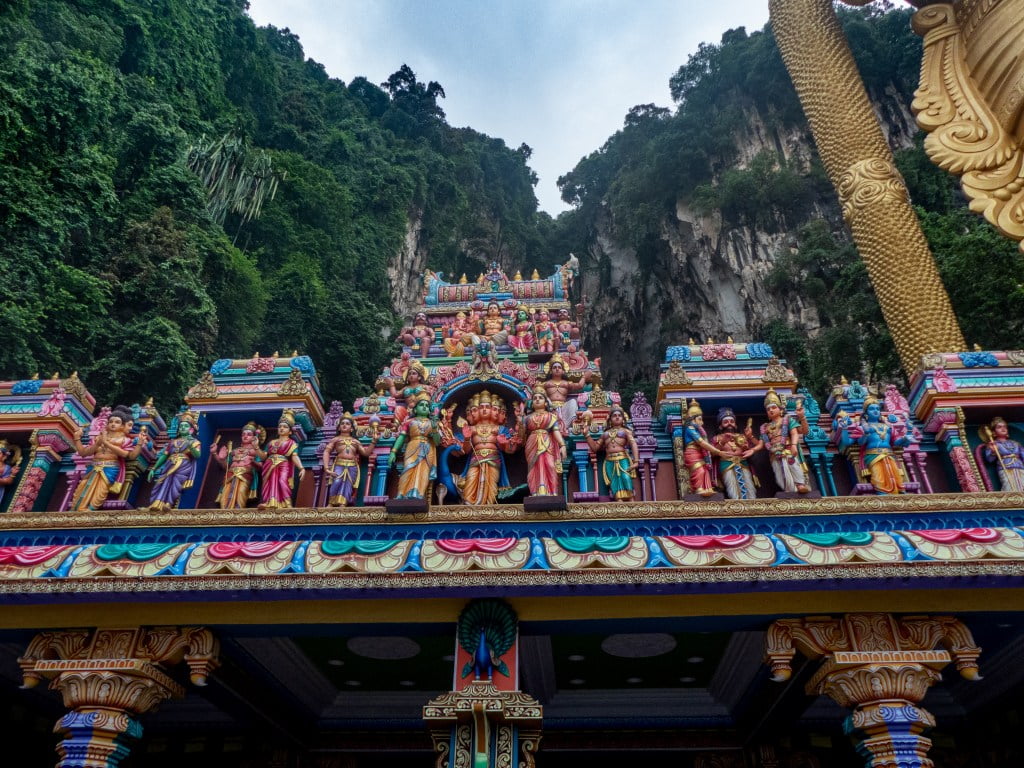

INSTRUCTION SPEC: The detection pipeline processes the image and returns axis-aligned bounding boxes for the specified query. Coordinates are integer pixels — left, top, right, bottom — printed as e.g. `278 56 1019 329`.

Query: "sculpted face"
278 421 292 437
517 310 529 322
766 404 782 419
406 368 421 385
106 415 125 434
865 403 882 422
415 313 427 325
413 400 432 418
539 310 549 321
720 416 737 432
994 421 1009 439
241 428 256 445
338 419 354 435
610 410 625 427
177 420 195 438
532 392 547 411
487 303 500 317
550 362 564 379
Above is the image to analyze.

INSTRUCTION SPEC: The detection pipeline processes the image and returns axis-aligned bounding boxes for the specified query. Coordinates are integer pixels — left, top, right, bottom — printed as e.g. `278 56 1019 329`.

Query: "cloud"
246 0 771 214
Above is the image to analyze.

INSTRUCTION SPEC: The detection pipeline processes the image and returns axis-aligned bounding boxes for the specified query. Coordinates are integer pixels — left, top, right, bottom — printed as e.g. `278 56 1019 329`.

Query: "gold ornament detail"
187 371 218 399
761 356 796 383
662 360 692 385
769 0 966 374
912 2 1024 253
278 368 307 397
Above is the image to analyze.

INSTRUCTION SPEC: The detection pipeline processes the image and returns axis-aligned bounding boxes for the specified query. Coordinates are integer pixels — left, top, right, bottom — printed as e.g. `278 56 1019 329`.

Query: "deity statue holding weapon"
519 386 567 497
450 390 521 505
835 395 912 495
749 389 812 494
710 406 759 500
211 422 264 508
390 398 441 501
541 352 591 434
323 413 379 506
981 417 1024 492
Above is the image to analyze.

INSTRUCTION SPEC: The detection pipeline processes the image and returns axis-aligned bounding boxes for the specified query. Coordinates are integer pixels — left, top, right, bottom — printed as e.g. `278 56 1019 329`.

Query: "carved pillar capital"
18 627 219 768
765 614 981 768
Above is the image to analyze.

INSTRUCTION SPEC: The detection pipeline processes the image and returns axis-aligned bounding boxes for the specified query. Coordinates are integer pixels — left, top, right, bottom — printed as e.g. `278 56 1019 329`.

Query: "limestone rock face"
387 209 429 319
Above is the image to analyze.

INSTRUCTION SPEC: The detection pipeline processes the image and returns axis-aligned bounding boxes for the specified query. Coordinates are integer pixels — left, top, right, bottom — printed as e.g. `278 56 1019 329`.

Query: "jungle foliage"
0 0 544 411
555 4 1023 396
0 1 1019 411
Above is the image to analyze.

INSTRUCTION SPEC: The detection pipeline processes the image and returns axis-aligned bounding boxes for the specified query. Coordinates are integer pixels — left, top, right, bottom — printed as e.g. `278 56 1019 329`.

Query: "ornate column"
424 599 542 768
765 614 981 768
10 430 69 513
769 0 966 374
18 627 219 768
931 406 984 492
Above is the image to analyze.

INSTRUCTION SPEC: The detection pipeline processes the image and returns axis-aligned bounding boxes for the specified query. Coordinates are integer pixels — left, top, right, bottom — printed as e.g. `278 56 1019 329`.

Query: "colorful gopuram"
1 263 1023 768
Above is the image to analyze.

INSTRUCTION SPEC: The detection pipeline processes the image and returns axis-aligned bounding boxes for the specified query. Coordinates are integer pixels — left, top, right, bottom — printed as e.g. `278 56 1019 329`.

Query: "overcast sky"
246 0 771 215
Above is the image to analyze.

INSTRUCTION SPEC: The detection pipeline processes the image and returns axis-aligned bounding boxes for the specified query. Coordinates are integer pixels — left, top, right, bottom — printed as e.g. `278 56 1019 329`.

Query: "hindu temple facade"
0 258 1022 768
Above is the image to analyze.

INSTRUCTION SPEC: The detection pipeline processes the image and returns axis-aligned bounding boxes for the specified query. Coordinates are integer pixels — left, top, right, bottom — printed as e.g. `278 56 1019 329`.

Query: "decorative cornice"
1 559 1023 596
2 492 1023 531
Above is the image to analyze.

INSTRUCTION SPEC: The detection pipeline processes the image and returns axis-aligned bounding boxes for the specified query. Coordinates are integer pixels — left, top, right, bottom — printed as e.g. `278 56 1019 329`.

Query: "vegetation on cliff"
1 1 1019 410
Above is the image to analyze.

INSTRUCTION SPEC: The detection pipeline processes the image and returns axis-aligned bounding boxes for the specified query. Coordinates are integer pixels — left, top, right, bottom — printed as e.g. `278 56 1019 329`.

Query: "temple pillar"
765 614 981 768
9 429 69 513
425 599 542 768
933 408 984 493
18 627 219 768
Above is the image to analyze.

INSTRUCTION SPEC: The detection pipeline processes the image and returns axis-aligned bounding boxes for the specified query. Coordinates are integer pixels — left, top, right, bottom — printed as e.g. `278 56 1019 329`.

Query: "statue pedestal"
684 492 724 502
571 491 599 503
101 500 133 511
775 490 821 499
386 498 428 514
524 494 567 512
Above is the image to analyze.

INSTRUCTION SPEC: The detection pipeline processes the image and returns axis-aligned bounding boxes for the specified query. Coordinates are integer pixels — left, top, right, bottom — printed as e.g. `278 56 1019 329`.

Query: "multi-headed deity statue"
70 405 141 511
508 305 535 352
711 407 758 500
541 353 589 433
390 398 441 500
836 395 912 495
981 417 1024 492
386 360 433 423
257 410 306 509
0 440 22 507
681 400 735 497
752 390 811 494
534 308 557 354
400 312 434 358
584 405 639 501
451 390 519 505
323 413 378 506
211 421 264 508
146 410 202 512
478 301 509 345
520 386 566 497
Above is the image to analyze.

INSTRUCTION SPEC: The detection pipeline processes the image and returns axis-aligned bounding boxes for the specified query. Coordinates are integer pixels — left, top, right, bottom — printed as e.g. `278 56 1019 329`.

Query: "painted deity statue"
541 353 590 433
453 390 519 505
533 308 557 354
386 360 433 424
519 387 566 497
751 390 811 494
478 301 509 345
710 407 758 500
211 422 264 508
584 406 639 501
399 312 434 358
836 395 912 495
507 306 535 352
442 311 473 357
556 309 576 349
0 440 22 508
70 405 141 511
681 400 735 497
323 414 378 507
981 417 1024 492
390 399 441 500
146 410 202 512
257 411 306 509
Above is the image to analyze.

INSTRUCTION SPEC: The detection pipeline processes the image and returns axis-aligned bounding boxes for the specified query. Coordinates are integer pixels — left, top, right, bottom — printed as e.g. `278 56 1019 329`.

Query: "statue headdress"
279 409 296 428
177 409 199 431
543 353 567 377
764 388 784 410
862 394 880 411
990 416 1008 428
716 406 735 425
337 412 356 431
468 390 502 409
404 360 428 383
242 421 267 443
686 399 703 418
0 440 21 467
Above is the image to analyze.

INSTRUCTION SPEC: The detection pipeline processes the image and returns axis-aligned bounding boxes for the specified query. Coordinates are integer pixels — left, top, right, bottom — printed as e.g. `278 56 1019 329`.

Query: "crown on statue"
862 395 880 410
468 390 503 409
279 409 296 427
686 399 703 417
178 409 199 429
764 388 784 410
543 353 566 377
